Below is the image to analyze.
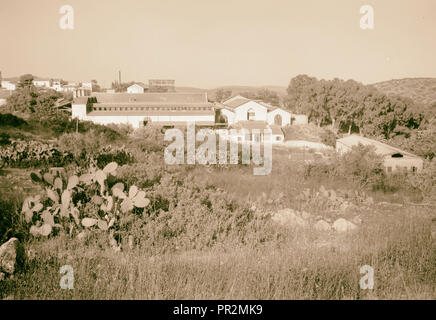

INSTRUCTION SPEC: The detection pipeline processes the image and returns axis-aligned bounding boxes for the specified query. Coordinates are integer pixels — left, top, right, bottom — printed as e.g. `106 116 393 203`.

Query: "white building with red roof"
215 95 297 143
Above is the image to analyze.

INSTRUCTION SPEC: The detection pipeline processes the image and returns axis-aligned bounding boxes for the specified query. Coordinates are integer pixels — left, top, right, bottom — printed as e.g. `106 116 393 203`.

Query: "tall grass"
1 128 434 300
1 205 434 300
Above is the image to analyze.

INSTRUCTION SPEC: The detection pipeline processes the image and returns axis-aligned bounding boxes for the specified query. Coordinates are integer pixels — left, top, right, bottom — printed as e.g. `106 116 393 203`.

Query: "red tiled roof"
223 97 250 108
257 101 278 112
129 83 148 89
337 135 419 158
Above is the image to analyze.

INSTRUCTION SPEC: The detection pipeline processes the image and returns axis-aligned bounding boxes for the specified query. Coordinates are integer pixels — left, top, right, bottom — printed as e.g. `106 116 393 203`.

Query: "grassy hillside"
372 78 436 105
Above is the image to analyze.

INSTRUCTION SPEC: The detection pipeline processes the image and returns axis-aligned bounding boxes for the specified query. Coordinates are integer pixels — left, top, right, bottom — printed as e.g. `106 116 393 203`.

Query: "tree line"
284 74 436 159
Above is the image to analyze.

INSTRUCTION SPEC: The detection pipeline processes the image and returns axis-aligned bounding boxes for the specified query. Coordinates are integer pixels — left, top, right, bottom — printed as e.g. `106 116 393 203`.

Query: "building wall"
1 81 16 91
72 104 88 120
267 108 291 126
383 157 424 172
33 80 50 87
86 115 214 128
71 103 214 128
271 134 284 143
336 140 423 172
234 101 267 122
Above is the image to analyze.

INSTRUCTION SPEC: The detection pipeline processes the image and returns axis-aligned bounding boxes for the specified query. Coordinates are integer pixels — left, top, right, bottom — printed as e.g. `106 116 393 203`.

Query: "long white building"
72 92 215 128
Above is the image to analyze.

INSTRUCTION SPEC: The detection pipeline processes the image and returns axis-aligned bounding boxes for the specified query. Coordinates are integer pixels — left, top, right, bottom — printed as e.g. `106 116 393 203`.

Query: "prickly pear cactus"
22 162 150 243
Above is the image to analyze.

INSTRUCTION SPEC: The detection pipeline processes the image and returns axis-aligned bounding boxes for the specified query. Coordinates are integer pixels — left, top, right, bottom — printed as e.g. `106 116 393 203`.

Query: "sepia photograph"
0 0 435 310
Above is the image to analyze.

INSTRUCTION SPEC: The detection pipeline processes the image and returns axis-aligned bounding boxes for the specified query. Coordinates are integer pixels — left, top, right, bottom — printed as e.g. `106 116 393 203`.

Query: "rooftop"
337 135 419 158
222 97 250 109
221 95 279 111
129 83 148 89
89 92 208 104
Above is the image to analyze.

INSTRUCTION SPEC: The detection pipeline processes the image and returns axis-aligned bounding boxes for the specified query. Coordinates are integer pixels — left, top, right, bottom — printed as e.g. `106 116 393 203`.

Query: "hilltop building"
336 135 424 172
32 78 51 87
148 79 175 92
1 80 16 91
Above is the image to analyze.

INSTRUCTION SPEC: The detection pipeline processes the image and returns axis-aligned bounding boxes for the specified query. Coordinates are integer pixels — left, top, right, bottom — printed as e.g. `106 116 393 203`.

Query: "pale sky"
0 0 435 88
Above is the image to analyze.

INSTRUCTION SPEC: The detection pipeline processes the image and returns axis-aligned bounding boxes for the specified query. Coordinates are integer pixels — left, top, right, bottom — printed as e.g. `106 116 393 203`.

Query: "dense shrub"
320 129 337 148
0 194 28 243
372 172 409 193
34 116 125 139
121 173 273 253
96 146 134 169
0 132 11 146
338 145 386 188
128 126 167 154
58 130 132 169
408 159 436 202
305 144 386 189
0 113 27 127
0 140 74 168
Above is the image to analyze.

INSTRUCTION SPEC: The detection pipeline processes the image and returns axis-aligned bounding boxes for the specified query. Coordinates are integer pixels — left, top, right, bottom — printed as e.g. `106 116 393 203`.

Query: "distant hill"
176 85 287 101
372 78 436 105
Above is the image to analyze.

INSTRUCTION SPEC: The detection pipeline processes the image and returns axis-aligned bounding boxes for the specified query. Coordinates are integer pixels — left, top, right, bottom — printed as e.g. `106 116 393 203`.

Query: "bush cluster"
0 140 74 168
305 145 388 189
0 113 28 128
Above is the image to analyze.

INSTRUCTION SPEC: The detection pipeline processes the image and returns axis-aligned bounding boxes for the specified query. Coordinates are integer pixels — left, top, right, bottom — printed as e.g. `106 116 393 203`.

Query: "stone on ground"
0 238 26 275
332 218 358 233
314 220 331 231
272 208 308 228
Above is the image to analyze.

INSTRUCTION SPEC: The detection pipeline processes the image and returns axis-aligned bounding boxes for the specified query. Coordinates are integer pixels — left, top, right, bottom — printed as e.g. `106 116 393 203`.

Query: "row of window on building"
93 106 213 112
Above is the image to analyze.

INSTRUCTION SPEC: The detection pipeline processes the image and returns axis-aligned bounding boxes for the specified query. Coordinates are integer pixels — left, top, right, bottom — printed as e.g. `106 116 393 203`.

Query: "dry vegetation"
1 123 435 299
373 78 436 106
